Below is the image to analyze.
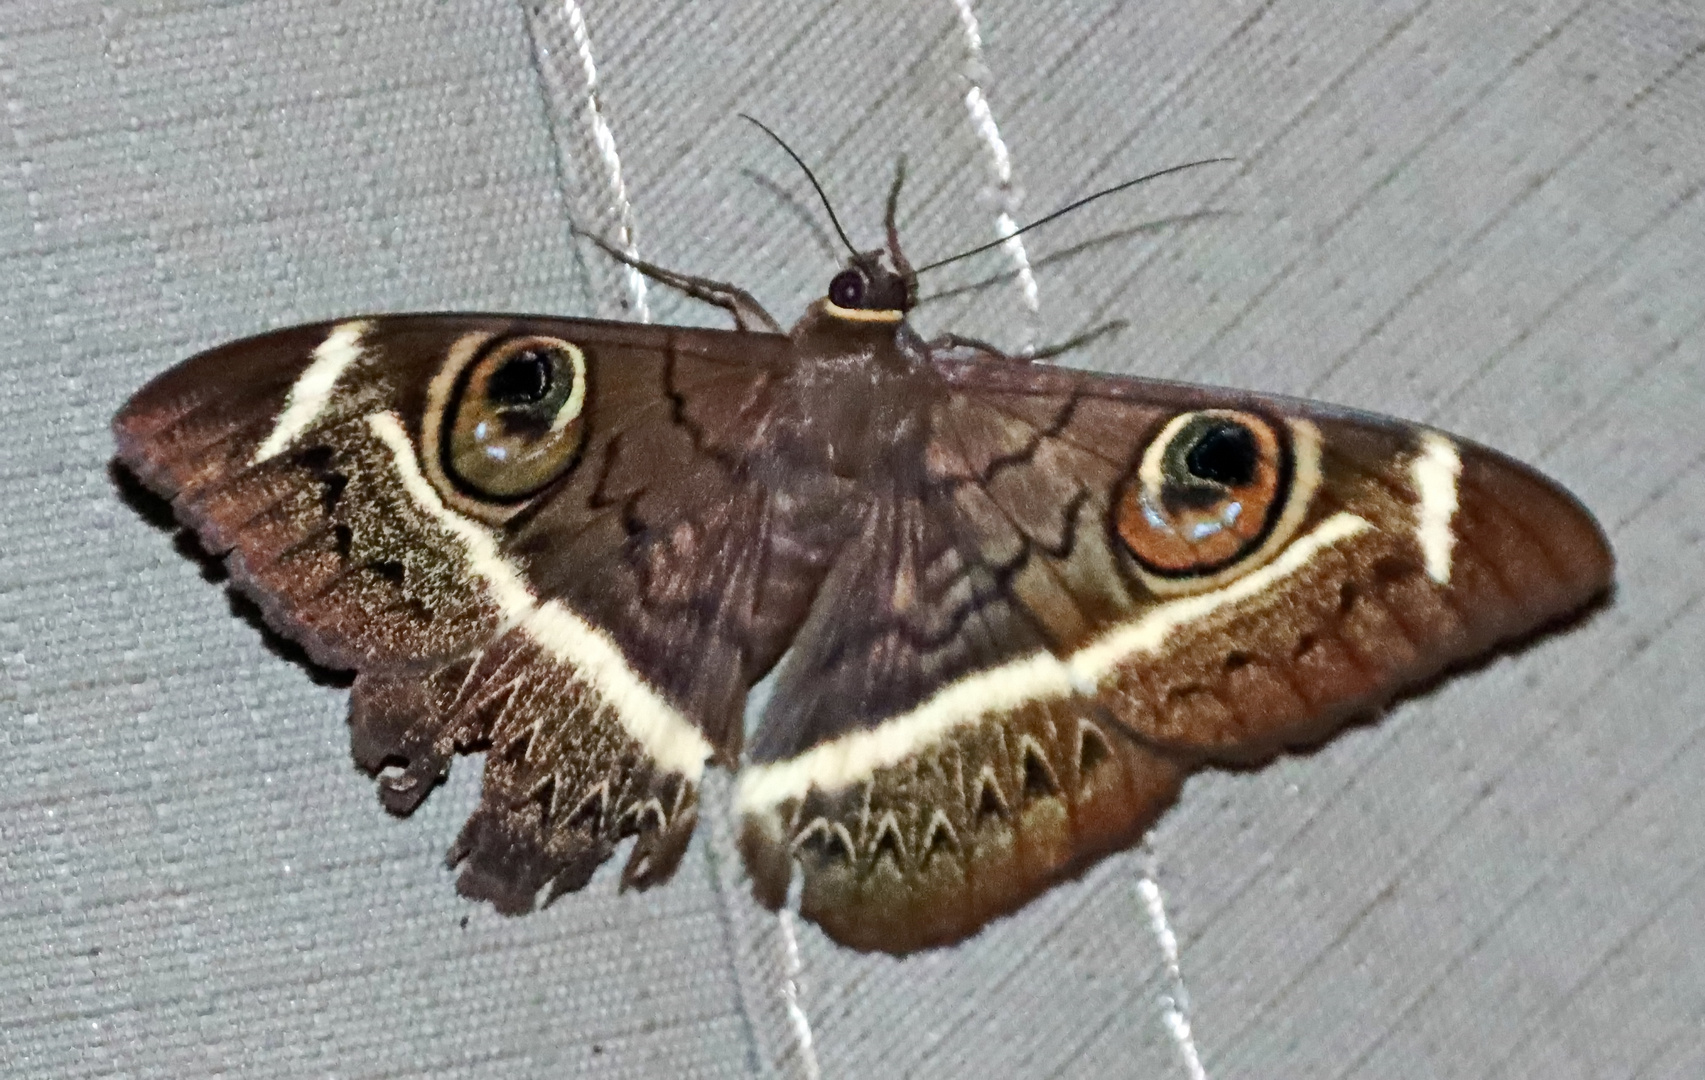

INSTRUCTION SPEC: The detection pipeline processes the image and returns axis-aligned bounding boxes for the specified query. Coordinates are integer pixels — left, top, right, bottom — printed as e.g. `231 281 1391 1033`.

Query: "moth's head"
737 116 919 324
822 250 916 324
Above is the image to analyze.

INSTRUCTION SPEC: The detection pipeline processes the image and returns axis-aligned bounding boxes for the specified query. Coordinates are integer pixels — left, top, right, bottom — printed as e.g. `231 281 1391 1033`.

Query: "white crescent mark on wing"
1411 433 1462 585
253 321 371 463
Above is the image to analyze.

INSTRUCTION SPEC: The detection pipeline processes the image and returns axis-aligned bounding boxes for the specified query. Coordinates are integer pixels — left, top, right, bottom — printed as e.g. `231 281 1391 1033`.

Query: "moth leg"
1023 319 1128 361
578 231 783 333
926 331 1027 364
927 320 1129 365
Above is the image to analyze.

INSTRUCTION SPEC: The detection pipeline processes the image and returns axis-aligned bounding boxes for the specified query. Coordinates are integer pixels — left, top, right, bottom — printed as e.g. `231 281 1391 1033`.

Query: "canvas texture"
3 1 1703 1077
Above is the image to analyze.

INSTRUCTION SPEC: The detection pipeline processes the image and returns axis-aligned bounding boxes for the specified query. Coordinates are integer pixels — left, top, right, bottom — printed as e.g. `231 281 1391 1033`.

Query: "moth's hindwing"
114 315 797 908
733 364 1612 953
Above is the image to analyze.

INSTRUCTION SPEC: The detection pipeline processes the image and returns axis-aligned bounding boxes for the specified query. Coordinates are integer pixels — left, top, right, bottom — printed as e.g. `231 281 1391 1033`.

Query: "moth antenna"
740 114 859 258
913 157 1236 275
884 155 916 300
913 211 1231 307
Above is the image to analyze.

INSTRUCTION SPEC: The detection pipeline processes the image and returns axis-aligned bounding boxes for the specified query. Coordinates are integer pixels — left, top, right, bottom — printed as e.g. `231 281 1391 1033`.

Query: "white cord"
779 879 823 1080
561 0 651 321
1139 844 1209 1080
950 0 1041 319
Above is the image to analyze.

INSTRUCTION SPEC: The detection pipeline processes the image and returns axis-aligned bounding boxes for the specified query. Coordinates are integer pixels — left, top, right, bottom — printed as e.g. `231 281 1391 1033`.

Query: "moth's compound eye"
1115 410 1317 594
828 269 868 309
440 335 589 500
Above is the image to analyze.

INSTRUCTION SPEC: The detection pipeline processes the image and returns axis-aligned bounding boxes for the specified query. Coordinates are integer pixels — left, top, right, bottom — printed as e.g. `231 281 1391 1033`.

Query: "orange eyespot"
438 335 589 501
1116 410 1304 592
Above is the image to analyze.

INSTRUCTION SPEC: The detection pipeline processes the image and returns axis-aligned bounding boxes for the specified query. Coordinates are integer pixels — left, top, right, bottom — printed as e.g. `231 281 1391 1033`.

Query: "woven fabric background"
4 1 1703 1077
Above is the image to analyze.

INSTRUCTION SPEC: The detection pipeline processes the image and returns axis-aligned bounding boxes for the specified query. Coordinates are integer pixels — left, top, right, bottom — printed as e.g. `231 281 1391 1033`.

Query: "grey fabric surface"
3 1 1703 1077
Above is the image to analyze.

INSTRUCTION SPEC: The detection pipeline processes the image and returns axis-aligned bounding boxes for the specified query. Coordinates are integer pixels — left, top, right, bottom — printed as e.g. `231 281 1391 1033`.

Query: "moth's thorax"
765 302 940 481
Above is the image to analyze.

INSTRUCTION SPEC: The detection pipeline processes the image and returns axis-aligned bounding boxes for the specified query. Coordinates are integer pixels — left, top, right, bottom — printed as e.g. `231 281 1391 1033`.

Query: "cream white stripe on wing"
1411 432 1462 584
736 511 1372 813
366 411 711 778
252 321 371 464
517 602 716 778
1068 512 1369 679
562 0 651 322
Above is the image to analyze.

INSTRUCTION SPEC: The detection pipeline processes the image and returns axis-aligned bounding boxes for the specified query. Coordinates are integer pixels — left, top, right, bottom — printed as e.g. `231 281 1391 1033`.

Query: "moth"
113 149 1612 954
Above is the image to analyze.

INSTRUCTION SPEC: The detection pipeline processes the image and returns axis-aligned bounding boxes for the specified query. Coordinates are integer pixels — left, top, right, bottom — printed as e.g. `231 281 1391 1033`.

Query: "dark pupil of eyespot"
829 270 866 308
486 350 553 405
1185 423 1259 486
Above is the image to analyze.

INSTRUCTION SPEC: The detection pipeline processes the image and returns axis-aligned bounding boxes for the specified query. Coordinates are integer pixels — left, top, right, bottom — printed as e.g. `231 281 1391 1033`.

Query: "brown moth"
113 161 1612 954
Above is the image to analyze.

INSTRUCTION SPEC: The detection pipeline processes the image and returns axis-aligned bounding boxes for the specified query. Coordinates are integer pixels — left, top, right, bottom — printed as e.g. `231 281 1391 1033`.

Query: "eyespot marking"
431 334 590 502
1115 411 1320 595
